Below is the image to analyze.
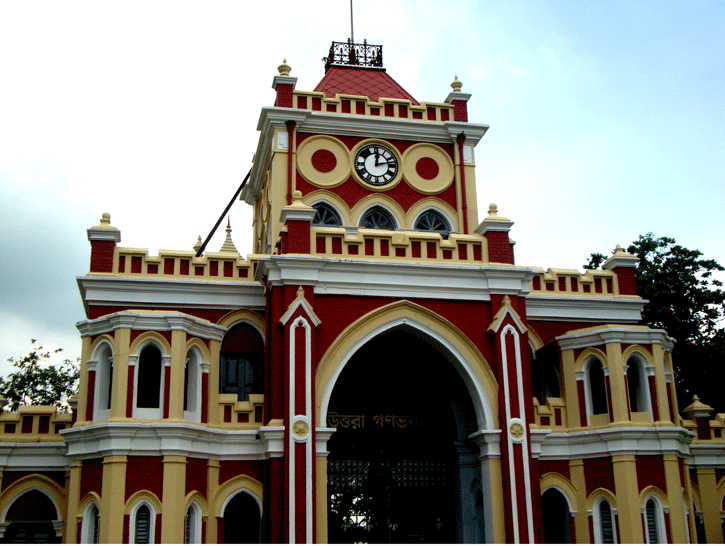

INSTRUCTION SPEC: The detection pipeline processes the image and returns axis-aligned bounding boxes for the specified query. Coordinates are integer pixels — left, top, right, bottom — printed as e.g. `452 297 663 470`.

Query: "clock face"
354 144 399 186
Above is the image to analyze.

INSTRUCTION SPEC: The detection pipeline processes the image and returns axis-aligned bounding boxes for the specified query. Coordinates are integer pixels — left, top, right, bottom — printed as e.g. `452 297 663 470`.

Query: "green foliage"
589 234 725 411
583 252 607 270
0 339 79 412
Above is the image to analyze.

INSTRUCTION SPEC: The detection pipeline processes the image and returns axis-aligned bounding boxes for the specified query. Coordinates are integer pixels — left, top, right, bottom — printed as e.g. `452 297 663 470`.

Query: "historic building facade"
1 41 724 543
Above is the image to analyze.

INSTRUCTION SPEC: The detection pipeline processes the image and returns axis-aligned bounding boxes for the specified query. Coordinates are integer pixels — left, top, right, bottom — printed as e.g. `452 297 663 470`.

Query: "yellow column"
612 454 643 543
110 328 131 420
168 330 187 420
65 461 83 543
604 343 628 423
316 456 328 543
560 349 580 427
569 460 590 542
206 460 220 543
489 457 506 543
76 336 92 424
683 459 698 542
208 340 221 424
161 455 187 543
663 454 688 543
696 467 725 543
100 455 127 543
651 344 671 423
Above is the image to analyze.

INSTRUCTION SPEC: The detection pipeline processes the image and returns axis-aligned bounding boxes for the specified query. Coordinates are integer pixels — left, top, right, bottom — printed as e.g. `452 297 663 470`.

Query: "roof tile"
314 66 419 105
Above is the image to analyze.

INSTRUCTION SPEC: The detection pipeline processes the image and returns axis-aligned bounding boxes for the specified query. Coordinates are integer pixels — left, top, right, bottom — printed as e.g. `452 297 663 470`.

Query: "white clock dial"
355 144 399 186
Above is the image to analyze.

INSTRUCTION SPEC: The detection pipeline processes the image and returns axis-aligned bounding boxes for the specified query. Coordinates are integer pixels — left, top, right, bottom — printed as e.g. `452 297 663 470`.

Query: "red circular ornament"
415 157 439 180
311 149 337 173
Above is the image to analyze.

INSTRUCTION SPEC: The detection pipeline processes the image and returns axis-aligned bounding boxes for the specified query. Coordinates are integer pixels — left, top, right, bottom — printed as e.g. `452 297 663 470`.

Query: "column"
696 467 725 544
167 329 187 420
100 455 127 543
111 328 131 420
663 454 688 543
604 342 628 423
569 459 590 542
65 461 82 543
161 455 187 543
612 454 643 543
206 460 220 543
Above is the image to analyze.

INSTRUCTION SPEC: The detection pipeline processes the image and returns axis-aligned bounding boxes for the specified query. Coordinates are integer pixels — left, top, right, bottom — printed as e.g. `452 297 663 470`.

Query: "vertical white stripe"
289 320 296 544
499 326 519 543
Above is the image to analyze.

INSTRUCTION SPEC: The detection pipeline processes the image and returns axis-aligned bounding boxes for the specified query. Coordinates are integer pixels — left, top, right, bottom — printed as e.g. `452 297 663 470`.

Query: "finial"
296 286 305 298
451 75 463 92
219 217 239 254
278 58 291 76
193 235 202 254
488 203 499 217
613 244 625 254
100 212 111 225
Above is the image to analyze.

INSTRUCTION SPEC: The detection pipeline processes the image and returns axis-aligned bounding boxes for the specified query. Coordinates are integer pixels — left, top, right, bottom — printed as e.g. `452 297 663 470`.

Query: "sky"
1 0 723 375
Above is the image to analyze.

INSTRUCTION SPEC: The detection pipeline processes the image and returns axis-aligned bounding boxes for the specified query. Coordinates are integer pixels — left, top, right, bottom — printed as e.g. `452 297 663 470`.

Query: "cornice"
62 422 287 460
242 106 490 204
538 426 693 459
256 255 538 300
688 443 725 467
526 294 645 324
0 442 69 470
552 326 675 351
77 276 265 314
76 310 228 340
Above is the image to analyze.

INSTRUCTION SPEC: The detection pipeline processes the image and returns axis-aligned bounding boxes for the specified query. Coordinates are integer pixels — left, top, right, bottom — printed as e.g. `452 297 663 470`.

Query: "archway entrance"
326 329 485 543
2 489 60 543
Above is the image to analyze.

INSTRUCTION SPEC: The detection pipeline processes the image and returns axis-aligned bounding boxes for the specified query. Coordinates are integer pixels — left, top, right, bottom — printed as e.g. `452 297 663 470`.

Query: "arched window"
3 488 59 543
136 345 162 409
220 323 264 402
542 488 572 543
594 498 616 544
94 343 113 420
586 358 608 417
414 209 451 235
81 501 100 544
626 356 650 416
222 492 261 543
312 203 342 226
359 206 397 230
184 502 201 544
184 349 201 422
131 502 154 544
644 497 665 544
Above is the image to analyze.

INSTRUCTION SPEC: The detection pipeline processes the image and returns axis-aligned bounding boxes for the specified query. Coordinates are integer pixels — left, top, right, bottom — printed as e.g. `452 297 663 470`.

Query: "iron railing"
324 40 383 72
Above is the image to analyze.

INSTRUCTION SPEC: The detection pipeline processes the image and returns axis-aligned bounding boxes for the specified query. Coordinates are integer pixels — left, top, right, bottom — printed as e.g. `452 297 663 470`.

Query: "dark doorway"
326 329 484 543
541 488 572 543
222 492 261 543
2 489 59 543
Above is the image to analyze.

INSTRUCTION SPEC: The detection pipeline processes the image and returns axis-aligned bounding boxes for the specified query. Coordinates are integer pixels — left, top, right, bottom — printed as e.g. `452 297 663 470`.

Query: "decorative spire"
278 58 291 76
485 203 511 222
193 235 202 254
451 75 463 93
219 216 239 254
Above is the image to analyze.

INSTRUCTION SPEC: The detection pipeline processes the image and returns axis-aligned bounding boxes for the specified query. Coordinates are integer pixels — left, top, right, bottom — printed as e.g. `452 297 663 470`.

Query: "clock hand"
374 152 381 166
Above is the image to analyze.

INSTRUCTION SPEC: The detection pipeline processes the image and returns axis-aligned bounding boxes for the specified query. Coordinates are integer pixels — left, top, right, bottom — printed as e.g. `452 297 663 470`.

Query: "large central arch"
315 300 501 543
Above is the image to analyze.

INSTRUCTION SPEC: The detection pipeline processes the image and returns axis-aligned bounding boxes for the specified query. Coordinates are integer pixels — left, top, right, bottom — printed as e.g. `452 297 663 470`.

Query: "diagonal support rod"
195 168 252 257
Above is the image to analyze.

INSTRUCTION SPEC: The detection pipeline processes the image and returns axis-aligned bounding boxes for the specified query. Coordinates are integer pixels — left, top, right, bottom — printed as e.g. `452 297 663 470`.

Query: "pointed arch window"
184 502 201 544
220 323 264 402
131 503 154 544
644 497 665 544
183 350 202 423
137 346 162 409
592 497 617 543
312 203 342 226
542 488 572 543
414 209 451 234
81 501 100 544
94 343 113 420
359 206 397 230
222 492 261 543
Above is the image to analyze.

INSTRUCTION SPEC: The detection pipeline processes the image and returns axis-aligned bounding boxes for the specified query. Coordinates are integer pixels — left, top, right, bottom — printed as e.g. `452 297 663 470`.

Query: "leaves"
0 340 79 412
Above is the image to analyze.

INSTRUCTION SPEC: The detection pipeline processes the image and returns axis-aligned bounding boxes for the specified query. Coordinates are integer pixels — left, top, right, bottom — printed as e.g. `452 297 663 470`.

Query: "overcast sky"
1 0 723 375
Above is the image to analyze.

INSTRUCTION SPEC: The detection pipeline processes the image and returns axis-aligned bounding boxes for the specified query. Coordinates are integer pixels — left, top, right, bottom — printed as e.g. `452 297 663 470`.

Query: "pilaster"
100 455 127 543
651 343 671 423
569 459 590 542
65 460 83 543
612 454 643 543
208 340 221 424
696 467 724 543
76 336 92 424
111 328 131 420
663 454 688 543
161 455 187 543
168 329 187 420
604 342 629 422
206 460 220 543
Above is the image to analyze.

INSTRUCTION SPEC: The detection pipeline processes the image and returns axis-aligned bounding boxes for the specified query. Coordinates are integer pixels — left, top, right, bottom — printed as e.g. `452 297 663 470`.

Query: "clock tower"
248 40 529 543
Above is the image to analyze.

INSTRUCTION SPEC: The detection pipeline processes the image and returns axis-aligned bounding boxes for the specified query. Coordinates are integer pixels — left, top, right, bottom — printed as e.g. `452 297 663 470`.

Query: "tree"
586 234 725 412
0 339 80 412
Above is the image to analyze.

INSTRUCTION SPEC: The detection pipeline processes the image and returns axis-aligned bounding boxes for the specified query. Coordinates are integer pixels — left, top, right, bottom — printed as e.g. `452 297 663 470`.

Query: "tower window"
414 210 451 234
360 206 396 230
626 356 650 415
137 346 162 409
587 358 608 417
313 203 342 226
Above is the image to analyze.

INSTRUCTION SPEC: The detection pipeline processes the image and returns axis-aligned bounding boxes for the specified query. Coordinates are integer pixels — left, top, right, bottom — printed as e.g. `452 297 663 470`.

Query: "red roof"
314 66 419 105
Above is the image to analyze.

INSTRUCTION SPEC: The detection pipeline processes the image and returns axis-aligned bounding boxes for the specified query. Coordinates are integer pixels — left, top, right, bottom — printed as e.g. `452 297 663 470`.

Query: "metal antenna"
350 0 354 43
